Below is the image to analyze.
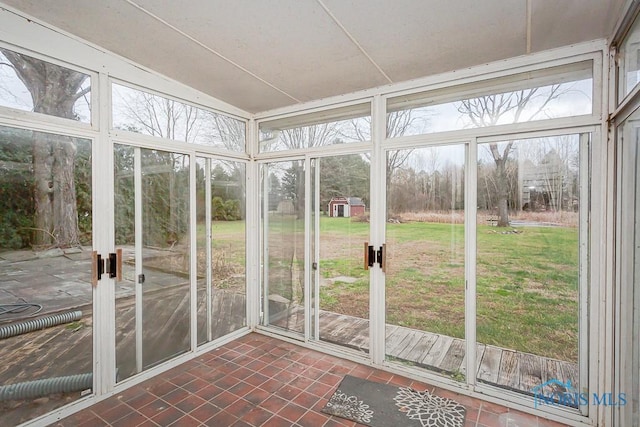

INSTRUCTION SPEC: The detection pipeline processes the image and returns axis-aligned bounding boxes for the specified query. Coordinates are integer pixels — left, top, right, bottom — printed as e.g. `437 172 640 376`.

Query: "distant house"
328 197 366 218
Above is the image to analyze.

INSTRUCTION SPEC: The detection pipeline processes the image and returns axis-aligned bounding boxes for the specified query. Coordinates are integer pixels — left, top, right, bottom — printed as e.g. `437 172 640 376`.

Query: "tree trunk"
1 49 88 248
495 158 510 227
52 136 80 247
32 133 54 247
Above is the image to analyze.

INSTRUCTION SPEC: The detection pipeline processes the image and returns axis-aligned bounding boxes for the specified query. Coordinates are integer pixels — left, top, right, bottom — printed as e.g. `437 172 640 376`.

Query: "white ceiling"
0 0 627 114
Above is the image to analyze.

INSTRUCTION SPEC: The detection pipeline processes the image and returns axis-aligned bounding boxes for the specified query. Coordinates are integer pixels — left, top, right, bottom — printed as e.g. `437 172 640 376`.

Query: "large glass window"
0 126 93 425
385 145 465 378
260 160 305 334
259 103 371 152
112 83 246 151
616 109 640 425
618 16 640 102
196 158 247 345
0 48 90 123
475 133 587 404
387 61 593 138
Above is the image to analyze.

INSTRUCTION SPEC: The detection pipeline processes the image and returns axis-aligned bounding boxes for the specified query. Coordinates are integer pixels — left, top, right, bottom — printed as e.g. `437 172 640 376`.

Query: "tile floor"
55 333 568 426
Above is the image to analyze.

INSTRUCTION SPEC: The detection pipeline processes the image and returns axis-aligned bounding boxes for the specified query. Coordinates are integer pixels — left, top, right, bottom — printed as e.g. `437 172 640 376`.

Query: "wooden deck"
271 308 579 397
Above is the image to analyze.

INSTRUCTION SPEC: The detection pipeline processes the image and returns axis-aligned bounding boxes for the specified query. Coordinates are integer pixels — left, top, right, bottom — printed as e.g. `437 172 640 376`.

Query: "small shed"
328 197 366 218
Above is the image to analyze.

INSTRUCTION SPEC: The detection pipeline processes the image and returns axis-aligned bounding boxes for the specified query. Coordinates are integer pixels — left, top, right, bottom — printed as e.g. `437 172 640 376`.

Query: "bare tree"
1 49 89 247
458 86 564 226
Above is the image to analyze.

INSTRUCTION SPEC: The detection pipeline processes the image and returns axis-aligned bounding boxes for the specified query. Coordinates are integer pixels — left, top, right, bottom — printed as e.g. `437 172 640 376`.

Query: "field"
264 213 579 363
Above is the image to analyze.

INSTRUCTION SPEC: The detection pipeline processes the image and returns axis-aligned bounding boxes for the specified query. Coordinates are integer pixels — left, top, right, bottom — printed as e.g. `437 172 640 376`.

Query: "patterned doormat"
322 375 466 427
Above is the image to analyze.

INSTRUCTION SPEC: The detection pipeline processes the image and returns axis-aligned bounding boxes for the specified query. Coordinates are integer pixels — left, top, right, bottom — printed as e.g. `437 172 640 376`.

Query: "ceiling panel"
0 0 628 114
530 0 626 52
0 0 295 112
130 0 389 103
322 0 528 82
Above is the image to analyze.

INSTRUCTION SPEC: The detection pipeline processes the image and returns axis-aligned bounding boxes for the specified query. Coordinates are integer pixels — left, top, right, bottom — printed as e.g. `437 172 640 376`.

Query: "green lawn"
226 214 580 362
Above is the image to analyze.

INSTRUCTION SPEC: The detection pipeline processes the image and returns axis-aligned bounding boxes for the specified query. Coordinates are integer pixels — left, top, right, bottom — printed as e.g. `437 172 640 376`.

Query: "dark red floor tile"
150 406 185 426
387 375 413 387
317 372 342 386
204 409 239 426
169 414 201 426
245 372 270 387
293 391 323 408
263 414 294 427
227 397 255 418
302 366 325 379
132 420 160 427
261 378 285 393
477 409 500 426
229 366 254 380
328 364 353 376
306 381 334 398
275 384 304 401
242 407 275 425
174 393 207 413
182 378 209 393
189 402 221 422
138 399 171 419
110 411 147 427
95 402 132 424
145 379 177 397
259 395 289 413
480 400 510 414
277 402 306 423
289 376 315 390
197 384 224 401
297 410 330 427
244 387 272 405
216 373 242 389
124 390 157 410
162 387 190 405
228 380 254 397
246 359 268 371
167 371 197 387
260 364 282 378
210 390 239 409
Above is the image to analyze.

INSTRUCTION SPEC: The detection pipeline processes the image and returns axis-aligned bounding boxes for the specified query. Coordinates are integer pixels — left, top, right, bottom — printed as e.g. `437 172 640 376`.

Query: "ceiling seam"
315 0 394 84
124 0 301 103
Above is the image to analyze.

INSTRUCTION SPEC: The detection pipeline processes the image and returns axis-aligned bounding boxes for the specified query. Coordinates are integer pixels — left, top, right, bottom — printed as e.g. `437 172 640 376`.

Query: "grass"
210 213 580 362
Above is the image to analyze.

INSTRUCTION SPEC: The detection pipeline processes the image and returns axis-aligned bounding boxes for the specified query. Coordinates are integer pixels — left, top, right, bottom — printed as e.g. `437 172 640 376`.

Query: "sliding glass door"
384 145 466 378
115 145 191 382
475 134 588 408
310 154 370 351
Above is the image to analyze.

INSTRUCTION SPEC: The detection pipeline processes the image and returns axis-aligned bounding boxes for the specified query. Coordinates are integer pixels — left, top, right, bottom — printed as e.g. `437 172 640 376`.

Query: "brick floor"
54 333 568 426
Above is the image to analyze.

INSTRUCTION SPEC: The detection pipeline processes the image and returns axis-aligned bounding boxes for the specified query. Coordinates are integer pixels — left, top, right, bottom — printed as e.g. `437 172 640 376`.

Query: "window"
259 103 371 152
387 61 593 138
618 16 640 102
112 83 246 151
0 48 90 123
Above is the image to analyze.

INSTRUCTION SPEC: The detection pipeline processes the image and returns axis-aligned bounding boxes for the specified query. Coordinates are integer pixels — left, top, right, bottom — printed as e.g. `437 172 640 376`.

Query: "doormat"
322 375 466 427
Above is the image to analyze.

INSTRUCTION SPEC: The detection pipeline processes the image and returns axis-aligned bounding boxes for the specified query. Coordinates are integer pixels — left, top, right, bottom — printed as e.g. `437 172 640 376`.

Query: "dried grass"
394 210 579 227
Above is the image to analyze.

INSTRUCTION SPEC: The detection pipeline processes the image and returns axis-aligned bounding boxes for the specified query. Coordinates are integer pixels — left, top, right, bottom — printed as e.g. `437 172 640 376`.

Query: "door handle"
364 242 375 270
364 243 386 271
105 249 123 281
377 244 386 273
91 251 103 287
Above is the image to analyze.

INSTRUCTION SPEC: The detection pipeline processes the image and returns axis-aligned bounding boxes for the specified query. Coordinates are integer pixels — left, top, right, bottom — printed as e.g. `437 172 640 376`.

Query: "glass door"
114 144 191 382
384 145 466 378
475 134 588 409
0 127 93 426
310 154 371 352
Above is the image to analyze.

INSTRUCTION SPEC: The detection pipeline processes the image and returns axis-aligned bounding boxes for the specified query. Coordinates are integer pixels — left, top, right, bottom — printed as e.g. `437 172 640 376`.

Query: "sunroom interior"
0 1 639 426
